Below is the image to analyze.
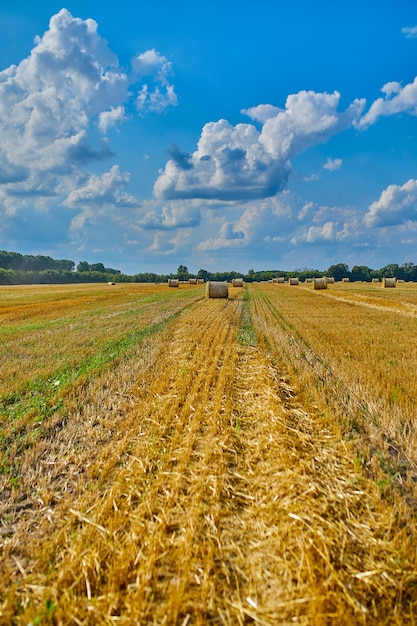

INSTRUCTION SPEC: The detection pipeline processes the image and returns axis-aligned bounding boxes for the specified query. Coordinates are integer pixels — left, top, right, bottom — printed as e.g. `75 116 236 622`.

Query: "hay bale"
289 277 299 285
372 278 379 283
342 277 349 282
232 278 244 287
383 277 396 288
168 279 179 287
305 278 312 283
277 277 285 283
206 281 228 298
272 278 278 283
326 277 335 284
313 277 327 290
107 281 116 285
197 278 205 284
188 278 197 284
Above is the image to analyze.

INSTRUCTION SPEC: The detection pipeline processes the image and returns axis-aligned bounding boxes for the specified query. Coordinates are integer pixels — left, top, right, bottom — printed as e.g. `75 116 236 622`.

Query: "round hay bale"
305 278 313 283
232 277 244 287
277 277 285 283
289 277 299 285
206 281 229 299
188 278 197 284
342 277 349 282
383 277 396 288
197 278 205 284
313 277 327 290
168 278 179 287
326 276 335 284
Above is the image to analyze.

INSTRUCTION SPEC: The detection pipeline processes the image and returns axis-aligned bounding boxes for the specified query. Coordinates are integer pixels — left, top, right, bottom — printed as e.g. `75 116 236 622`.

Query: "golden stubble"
1 282 416 625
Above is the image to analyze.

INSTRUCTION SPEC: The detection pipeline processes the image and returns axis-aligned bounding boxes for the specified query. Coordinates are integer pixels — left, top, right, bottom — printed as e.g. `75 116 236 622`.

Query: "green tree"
326 263 350 282
76 261 91 272
351 265 373 282
197 269 209 281
176 265 189 279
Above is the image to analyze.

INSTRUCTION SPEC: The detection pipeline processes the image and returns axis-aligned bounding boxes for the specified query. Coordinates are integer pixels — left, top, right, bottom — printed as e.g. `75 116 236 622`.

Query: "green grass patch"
0 308 185 451
237 289 257 347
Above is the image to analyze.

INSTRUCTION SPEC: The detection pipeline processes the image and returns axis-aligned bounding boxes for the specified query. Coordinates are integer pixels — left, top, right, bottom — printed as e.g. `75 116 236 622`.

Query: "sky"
0 1 417 275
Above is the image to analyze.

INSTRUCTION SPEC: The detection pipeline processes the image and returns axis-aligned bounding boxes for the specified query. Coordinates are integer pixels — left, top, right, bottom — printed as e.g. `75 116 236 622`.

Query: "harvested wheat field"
1 281 417 625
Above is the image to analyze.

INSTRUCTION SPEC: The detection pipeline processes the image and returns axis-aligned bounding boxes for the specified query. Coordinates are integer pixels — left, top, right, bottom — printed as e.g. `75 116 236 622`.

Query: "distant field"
1 281 416 625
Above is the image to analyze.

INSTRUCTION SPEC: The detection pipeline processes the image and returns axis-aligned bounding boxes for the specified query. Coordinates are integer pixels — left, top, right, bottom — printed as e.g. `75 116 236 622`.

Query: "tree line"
0 251 416 285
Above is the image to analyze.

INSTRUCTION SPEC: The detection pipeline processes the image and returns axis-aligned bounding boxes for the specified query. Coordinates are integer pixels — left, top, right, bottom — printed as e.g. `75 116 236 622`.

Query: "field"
1 280 417 625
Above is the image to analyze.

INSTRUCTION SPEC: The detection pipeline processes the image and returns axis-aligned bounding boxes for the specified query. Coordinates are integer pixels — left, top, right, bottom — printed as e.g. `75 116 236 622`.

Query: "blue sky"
0 0 417 274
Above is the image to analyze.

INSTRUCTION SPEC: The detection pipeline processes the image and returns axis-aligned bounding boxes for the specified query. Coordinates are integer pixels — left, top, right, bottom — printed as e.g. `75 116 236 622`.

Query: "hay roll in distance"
326 277 335 284
383 277 396 288
313 277 327 290
168 278 179 287
232 278 244 287
206 281 229 299
289 277 299 285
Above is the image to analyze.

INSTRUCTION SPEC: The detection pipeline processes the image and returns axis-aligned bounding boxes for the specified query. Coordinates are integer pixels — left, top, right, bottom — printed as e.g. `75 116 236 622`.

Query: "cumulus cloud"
364 179 417 227
293 221 337 243
0 9 126 175
65 165 138 209
133 49 178 114
154 90 365 202
0 8 177 223
197 193 296 252
139 200 201 229
356 77 417 128
241 104 282 123
98 106 127 132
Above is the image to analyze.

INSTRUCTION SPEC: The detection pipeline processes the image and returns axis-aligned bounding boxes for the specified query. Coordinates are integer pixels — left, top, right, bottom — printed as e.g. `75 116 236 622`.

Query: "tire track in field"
306 287 417 318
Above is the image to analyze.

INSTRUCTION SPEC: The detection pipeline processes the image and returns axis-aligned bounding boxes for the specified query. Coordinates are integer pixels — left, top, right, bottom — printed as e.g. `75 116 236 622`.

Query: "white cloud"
323 157 342 171
356 76 417 128
136 83 178 114
364 179 417 227
293 221 337 243
98 106 127 132
241 104 282 123
402 25 417 38
139 200 201 229
259 91 364 158
133 48 178 114
154 90 365 202
0 9 128 175
65 165 138 210
147 229 192 255
0 7 180 257
0 9 176 202
197 193 296 252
